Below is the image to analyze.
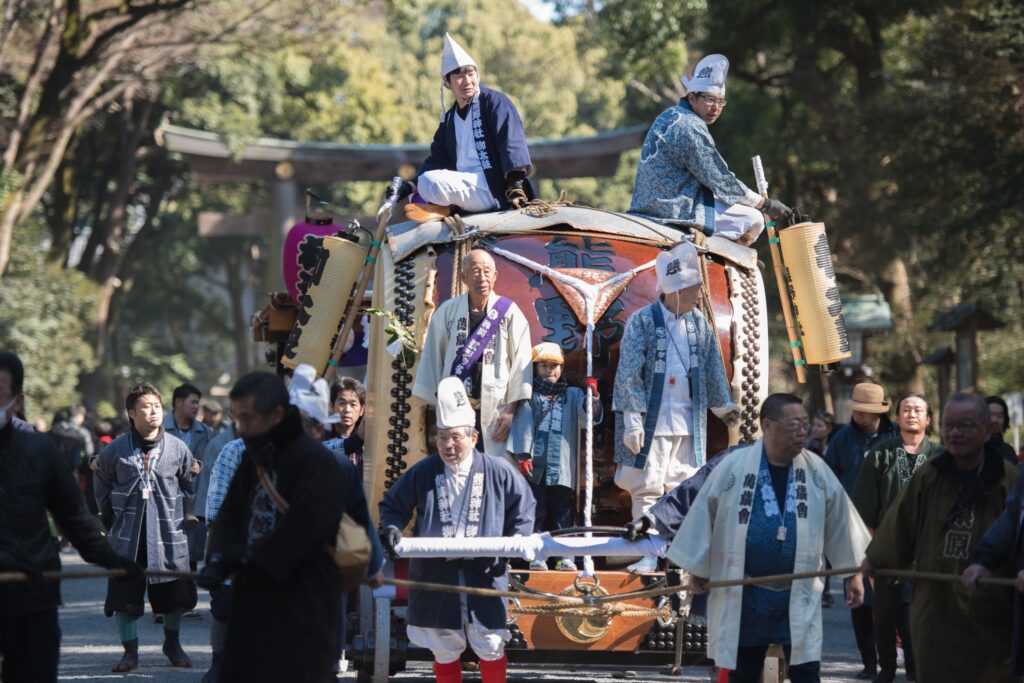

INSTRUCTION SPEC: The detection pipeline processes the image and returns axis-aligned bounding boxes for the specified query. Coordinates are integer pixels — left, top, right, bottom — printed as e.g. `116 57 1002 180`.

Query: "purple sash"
449 296 513 391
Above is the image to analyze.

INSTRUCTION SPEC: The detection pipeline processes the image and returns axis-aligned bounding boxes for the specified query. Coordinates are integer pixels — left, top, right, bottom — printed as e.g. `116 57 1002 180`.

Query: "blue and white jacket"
629 100 761 232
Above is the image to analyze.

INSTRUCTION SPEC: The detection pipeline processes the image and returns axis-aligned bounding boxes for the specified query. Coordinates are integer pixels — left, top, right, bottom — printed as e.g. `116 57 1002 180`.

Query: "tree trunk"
882 256 926 393
225 250 251 380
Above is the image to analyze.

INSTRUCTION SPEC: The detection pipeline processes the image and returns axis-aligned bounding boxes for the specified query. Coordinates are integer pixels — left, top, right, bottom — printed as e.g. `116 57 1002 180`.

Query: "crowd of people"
2 33 1023 683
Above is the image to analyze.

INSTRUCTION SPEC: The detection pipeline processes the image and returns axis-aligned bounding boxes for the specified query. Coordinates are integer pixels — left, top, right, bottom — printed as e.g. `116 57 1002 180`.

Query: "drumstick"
753 156 806 383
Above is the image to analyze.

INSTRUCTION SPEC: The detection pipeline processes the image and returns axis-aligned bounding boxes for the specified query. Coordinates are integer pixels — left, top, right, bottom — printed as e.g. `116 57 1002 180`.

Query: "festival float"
251 159 852 681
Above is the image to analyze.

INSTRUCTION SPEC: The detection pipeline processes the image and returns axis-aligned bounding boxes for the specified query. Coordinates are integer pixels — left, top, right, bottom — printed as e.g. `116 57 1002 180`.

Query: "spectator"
94 383 199 672
0 350 141 682
201 400 229 435
986 396 1017 464
851 392 939 683
825 382 895 680
164 383 213 577
806 410 835 456
325 377 366 467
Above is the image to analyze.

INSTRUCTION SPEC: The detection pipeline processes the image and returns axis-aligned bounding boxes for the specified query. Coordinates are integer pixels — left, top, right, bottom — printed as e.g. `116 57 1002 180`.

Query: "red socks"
433 659 463 683
479 654 508 683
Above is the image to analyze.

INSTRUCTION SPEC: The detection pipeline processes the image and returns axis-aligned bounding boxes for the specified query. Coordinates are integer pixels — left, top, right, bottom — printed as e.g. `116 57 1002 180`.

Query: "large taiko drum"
361 207 770 532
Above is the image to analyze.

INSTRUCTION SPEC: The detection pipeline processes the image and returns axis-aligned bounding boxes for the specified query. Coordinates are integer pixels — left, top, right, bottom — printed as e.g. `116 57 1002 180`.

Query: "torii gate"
156 123 647 289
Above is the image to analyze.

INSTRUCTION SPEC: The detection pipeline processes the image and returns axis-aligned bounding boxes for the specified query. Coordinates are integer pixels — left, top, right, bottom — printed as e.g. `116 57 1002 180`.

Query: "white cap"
681 54 729 97
288 364 339 426
436 376 476 429
441 33 477 79
655 242 702 294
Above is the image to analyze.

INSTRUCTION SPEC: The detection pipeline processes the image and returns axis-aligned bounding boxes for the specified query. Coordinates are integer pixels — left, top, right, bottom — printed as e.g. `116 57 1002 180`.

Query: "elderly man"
201 371 376 682
864 393 1018 683
670 393 869 682
413 247 533 461
851 392 939 683
613 240 738 572
380 377 534 683
94 383 199 672
629 54 791 244
388 33 532 214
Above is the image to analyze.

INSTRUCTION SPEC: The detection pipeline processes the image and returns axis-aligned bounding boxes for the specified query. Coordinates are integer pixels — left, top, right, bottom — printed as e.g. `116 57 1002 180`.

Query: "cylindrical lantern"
778 222 852 366
282 211 344 304
281 236 365 373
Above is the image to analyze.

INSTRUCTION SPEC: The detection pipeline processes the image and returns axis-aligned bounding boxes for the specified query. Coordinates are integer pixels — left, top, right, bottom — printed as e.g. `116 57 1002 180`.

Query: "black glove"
343 434 364 456
380 526 402 562
623 515 653 542
385 181 415 202
761 197 793 222
504 169 528 207
196 559 229 591
110 556 145 582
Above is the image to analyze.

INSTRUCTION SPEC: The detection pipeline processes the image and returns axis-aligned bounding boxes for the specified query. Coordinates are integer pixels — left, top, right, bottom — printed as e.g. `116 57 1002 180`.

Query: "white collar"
659 300 688 323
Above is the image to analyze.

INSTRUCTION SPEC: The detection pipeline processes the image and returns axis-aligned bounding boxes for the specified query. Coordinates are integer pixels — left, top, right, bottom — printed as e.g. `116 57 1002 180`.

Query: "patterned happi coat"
378 451 534 630
629 99 762 233
612 303 735 470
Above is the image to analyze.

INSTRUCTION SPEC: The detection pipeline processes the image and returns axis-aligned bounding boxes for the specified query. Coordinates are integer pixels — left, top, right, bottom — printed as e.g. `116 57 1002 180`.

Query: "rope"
512 604 668 619
0 569 195 584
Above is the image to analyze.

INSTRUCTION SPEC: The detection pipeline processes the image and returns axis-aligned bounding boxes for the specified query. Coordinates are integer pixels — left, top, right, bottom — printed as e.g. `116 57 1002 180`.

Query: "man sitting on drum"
628 53 792 245
386 33 533 215
613 240 739 572
380 377 535 683
413 248 533 462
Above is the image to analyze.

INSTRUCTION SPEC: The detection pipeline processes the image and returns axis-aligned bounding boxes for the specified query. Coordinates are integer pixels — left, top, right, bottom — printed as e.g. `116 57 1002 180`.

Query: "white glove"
623 411 645 455
712 403 741 429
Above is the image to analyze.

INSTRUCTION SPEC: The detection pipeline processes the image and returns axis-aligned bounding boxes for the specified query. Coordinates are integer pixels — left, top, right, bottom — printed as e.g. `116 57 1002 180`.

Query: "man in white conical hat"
629 54 792 245
388 33 534 215
612 240 739 572
379 376 534 683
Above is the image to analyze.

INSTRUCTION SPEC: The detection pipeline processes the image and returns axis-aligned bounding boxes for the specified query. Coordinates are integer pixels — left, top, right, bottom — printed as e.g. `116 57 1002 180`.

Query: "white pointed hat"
288 364 339 426
681 54 729 97
655 241 702 294
436 376 476 429
441 33 477 79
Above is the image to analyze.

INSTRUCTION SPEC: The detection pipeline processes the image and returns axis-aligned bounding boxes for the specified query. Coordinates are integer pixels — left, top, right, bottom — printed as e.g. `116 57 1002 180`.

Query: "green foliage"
0 225 99 423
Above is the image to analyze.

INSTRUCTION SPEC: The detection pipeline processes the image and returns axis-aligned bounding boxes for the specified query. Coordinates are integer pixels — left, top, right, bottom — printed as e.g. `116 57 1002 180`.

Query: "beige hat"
436 376 476 429
532 342 564 365
848 382 889 414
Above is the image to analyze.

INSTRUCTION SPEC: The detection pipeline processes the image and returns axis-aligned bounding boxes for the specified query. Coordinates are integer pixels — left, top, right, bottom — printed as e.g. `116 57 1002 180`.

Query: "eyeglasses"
941 420 984 433
768 418 811 434
698 94 727 108
437 431 471 445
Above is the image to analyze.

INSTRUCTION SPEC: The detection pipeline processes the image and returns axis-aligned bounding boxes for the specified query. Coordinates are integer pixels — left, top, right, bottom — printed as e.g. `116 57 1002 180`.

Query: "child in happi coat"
508 343 602 571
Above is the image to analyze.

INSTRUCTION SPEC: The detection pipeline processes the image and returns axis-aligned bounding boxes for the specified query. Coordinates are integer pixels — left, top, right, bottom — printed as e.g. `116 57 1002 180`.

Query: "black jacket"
212 408 369 682
0 422 122 615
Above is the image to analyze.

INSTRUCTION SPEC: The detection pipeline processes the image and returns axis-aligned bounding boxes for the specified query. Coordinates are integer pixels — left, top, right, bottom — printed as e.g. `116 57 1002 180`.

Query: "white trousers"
614 435 696 520
714 198 765 243
407 622 510 664
418 169 500 213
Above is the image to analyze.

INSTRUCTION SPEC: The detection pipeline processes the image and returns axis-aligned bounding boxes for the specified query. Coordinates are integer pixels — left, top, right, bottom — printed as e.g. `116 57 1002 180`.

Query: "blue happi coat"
507 386 603 488
378 451 534 630
629 99 762 232
612 303 735 470
94 432 196 582
420 84 533 210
